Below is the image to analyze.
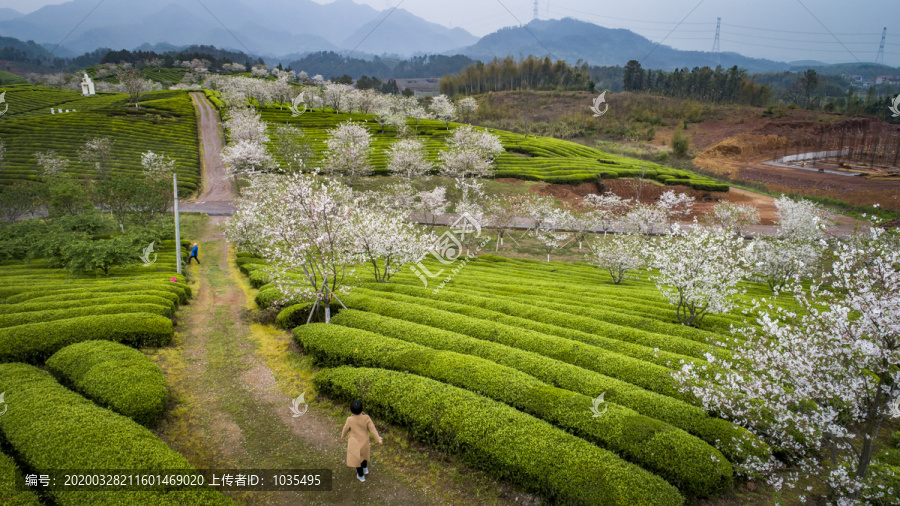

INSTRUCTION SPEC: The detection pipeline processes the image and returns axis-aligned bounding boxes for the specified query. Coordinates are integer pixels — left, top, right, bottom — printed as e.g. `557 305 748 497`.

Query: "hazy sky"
3 0 898 65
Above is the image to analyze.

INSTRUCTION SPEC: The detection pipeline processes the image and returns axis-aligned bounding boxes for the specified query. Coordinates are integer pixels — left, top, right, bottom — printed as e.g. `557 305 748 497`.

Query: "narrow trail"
150 95 512 505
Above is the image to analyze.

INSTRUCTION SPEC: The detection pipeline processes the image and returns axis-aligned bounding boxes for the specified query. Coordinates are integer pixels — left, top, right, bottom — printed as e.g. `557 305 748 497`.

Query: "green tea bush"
0 363 233 505
0 295 175 315
315 366 684 506
0 303 172 328
0 313 173 363
297 324 732 496
47 340 168 425
0 450 40 505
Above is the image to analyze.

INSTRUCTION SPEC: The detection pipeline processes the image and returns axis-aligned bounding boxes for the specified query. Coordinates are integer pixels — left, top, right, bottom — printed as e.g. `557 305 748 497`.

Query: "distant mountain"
0 8 22 22
0 0 475 57
456 18 790 73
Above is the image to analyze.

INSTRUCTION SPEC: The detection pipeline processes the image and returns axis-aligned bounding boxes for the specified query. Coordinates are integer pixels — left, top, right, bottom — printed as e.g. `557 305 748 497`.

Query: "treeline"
100 46 259 71
440 56 596 95
284 51 474 80
0 35 107 72
622 60 771 106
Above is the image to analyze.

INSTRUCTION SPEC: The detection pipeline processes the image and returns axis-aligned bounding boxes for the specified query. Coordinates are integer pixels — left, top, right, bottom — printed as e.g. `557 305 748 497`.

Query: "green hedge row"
341 292 681 397
296 324 732 496
0 313 173 363
0 363 233 505
356 285 706 366
0 303 172 328
314 366 684 506
47 340 168 425
331 309 768 464
3 282 190 305
0 450 40 505
5 289 181 307
275 303 314 329
0 294 176 315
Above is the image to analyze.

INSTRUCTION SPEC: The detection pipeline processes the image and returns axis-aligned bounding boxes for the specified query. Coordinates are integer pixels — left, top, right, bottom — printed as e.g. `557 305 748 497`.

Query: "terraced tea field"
0 85 200 193
239 252 776 504
258 106 729 191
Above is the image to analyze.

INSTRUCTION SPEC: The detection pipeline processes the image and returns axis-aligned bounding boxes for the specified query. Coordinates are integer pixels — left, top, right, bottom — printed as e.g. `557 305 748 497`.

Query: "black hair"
350 399 363 415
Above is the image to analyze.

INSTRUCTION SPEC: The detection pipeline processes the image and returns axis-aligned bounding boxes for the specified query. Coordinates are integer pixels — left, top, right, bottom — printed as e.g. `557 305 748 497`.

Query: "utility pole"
533 0 539 21
713 17 721 67
174 173 182 275
876 27 886 65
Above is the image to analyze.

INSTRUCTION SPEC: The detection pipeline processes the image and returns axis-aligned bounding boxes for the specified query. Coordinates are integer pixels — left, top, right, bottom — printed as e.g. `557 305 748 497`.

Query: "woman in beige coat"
341 399 383 482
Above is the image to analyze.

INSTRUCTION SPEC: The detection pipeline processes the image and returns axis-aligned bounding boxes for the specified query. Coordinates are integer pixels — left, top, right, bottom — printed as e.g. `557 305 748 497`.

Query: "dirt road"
182 92 235 215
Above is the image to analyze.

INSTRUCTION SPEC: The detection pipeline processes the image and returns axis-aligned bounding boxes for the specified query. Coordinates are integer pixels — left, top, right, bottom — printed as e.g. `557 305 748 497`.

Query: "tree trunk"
324 303 331 324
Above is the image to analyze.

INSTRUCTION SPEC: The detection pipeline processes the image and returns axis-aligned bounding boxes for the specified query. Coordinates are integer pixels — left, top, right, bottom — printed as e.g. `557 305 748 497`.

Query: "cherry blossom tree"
588 233 645 284
223 106 268 144
226 173 356 322
657 190 695 225
564 205 595 249
78 137 114 180
621 203 669 236
323 121 372 178
140 151 175 179
324 83 352 113
351 205 435 283
220 139 276 183
429 94 457 129
703 201 760 237
531 208 572 262
439 125 503 204
270 124 312 174
386 138 432 181
583 192 630 232
485 195 522 250
775 195 827 241
675 227 900 502
416 186 447 232
645 224 747 326
35 150 69 176
456 97 478 124
519 194 557 236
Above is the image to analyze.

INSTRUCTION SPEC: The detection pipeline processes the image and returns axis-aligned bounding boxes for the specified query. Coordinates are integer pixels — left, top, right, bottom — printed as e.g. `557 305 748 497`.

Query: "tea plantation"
255 106 729 191
0 240 234 505
0 85 200 193
238 251 775 504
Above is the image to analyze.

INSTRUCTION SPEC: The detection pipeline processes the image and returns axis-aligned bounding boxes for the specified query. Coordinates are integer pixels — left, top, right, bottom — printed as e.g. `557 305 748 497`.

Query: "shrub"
0 313 173 363
6 289 181 307
315 366 684 506
275 303 314 329
0 294 175 315
47 340 168 425
341 292 681 397
0 303 172 328
0 450 40 505
0 363 233 505
296 324 732 496
331 309 768 464
4 282 189 305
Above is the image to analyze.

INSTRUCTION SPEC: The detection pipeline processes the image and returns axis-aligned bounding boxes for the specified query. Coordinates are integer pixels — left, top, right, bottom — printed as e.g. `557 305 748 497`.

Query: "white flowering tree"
323 121 372 178
704 201 760 237
324 83 353 113
564 206 596 249
486 195 522 250
35 150 70 176
270 124 312 174
675 227 900 502
78 137 114 180
657 190 695 225
226 173 357 322
223 106 268 144
386 138 432 181
621 203 669 236
583 192 630 232
429 94 457 129
532 208 572 262
439 125 503 204
588 233 645 284
221 139 276 183
747 196 827 292
351 205 435 283
140 150 175 179
646 225 747 326
416 186 447 232
456 97 478 123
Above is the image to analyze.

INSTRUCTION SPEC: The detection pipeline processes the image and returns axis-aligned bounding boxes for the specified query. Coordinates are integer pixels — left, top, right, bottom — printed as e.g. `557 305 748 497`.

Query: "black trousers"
187 255 199 264
356 460 368 477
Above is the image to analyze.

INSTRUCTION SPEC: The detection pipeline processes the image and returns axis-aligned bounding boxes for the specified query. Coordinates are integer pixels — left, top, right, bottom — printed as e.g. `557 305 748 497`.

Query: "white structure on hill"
81 73 95 96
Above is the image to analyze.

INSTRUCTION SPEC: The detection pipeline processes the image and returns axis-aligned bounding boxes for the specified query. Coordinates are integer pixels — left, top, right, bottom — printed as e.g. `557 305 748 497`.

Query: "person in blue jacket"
187 243 200 264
